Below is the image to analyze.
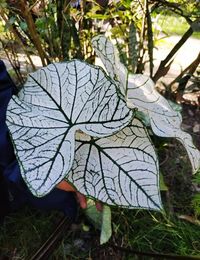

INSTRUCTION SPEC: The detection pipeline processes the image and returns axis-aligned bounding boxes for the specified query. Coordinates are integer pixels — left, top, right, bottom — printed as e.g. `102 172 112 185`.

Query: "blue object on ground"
0 60 77 222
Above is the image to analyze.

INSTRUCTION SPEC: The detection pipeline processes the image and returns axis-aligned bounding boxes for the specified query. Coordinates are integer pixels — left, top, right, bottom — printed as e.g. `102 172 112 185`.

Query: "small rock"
73 238 85 249
188 109 194 117
193 124 200 133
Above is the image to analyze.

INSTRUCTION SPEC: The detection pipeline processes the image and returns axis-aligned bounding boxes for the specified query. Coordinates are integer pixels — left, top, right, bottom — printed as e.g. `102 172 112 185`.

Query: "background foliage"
0 0 200 90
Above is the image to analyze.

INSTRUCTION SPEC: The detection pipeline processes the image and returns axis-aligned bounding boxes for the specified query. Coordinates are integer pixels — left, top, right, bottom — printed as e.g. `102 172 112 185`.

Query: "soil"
158 103 200 216
182 104 200 150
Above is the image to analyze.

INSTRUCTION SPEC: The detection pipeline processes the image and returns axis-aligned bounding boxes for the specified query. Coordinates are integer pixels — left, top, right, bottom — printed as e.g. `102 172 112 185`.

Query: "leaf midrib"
77 139 160 209
29 73 72 126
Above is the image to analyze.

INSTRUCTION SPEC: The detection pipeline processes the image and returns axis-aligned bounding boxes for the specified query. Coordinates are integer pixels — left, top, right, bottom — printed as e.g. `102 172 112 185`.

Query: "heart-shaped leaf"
92 35 200 173
6 60 132 196
67 118 162 210
126 75 200 173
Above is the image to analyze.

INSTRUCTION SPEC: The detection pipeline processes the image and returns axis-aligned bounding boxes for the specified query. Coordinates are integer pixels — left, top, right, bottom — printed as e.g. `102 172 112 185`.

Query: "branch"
19 0 50 66
30 216 73 260
169 52 200 89
0 11 36 70
151 0 192 24
153 26 194 82
146 0 154 77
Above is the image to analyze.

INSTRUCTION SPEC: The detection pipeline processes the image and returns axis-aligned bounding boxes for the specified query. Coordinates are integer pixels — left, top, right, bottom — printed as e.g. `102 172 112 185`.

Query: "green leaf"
86 12 109 20
84 200 112 244
5 16 16 31
168 100 182 113
159 172 168 191
84 199 102 229
68 118 162 210
100 205 112 245
8 16 16 25
19 21 28 31
7 60 132 197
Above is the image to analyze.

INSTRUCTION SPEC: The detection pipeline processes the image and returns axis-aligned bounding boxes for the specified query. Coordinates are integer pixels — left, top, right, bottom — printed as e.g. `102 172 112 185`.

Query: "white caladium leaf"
92 35 200 173
126 75 200 173
92 35 128 95
67 119 162 210
6 60 132 196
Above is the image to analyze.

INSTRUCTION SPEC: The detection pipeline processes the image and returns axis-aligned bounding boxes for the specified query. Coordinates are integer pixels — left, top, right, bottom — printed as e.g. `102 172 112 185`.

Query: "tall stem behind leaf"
19 0 50 66
128 22 138 73
145 0 153 77
137 0 146 73
153 24 194 82
57 0 71 60
0 10 36 71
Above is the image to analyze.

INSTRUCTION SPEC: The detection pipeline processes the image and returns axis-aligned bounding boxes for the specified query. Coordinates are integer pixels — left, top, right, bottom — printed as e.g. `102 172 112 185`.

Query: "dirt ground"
182 104 200 150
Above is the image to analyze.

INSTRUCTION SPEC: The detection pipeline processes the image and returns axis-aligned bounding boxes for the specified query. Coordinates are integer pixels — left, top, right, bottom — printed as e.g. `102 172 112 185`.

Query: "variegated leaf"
92 35 128 95
126 75 200 173
92 35 200 173
6 60 132 196
67 119 162 210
